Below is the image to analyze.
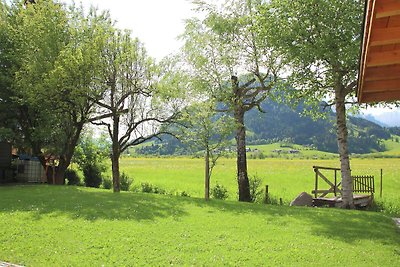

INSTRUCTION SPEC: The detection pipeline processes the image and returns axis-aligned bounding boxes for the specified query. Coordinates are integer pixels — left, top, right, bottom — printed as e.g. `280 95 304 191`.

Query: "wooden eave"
358 0 400 103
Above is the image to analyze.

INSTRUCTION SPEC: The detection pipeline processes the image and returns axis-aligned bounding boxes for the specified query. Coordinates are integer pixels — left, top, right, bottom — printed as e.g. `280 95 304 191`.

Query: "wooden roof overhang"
358 0 400 103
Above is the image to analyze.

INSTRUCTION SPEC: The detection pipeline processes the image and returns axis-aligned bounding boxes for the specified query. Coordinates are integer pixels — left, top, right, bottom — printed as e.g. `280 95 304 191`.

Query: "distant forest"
135 100 393 156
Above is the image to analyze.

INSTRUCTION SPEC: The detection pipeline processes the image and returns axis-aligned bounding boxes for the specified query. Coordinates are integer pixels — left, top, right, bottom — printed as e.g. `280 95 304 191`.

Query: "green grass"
0 185 399 266
113 157 400 215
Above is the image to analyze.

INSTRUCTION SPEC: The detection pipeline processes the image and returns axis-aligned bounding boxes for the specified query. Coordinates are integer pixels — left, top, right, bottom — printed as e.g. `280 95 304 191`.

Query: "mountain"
136 100 391 155
244 100 390 154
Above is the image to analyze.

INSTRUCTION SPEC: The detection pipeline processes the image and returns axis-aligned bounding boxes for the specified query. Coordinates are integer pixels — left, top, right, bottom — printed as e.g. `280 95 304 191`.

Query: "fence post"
380 169 383 198
265 185 269 204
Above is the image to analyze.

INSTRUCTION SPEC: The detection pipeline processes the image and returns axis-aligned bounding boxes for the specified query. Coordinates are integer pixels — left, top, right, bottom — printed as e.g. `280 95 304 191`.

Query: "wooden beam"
359 90 400 103
376 1 400 18
367 49 400 67
364 65 400 81
363 79 400 92
370 27 400 46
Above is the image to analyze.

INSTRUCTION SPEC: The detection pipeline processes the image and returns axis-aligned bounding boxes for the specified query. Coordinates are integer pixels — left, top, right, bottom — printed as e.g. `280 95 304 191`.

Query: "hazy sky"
61 0 396 118
64 0 195 60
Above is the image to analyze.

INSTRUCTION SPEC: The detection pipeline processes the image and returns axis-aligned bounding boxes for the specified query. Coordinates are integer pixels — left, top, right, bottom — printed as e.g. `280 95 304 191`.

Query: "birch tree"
262 0 364 208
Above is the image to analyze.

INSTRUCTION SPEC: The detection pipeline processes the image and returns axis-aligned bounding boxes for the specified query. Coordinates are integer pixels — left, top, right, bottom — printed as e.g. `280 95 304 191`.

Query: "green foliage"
0 186 399 266
83 164 103 188
249 174 263 203
211 183 229 200
64 169 81 186
102 177 112 190
120 172 133 192
139 182 167 195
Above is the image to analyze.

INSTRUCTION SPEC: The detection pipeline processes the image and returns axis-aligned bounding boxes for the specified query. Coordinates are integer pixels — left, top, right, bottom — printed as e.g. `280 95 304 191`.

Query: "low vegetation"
0 186 399 266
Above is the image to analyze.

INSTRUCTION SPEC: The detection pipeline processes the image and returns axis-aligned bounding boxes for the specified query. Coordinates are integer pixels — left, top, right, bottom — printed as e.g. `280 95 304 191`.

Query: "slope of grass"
0 186 399 266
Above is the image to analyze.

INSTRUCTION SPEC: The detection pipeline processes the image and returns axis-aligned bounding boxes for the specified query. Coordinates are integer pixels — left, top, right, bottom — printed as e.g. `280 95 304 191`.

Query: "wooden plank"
363 79 400 92
367 49 400 67
376 1 400 18
316 170 336 188
370 27 400 46
361 90 400 102
313 166 340 171
364 65 400 81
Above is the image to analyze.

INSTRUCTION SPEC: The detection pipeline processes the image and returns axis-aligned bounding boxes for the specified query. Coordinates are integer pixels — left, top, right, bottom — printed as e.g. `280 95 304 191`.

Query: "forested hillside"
136 100 391 155
245 100 391 153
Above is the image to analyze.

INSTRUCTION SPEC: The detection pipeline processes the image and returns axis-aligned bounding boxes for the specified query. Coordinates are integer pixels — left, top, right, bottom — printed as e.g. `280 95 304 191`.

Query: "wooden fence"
312 166 375 198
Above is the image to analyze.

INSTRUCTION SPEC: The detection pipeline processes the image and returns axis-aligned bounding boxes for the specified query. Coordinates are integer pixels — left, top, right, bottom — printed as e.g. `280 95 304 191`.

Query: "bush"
180 191 190 197
211 183 228 200
120 172 133 191
141 182 154 193
64 169 81 186
83 164 103 188
249 174 263 203
102 177 112 190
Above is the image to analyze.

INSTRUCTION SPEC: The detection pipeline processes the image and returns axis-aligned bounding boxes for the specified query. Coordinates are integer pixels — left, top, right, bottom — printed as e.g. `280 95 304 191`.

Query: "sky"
64 0 195 60
61 0 398 121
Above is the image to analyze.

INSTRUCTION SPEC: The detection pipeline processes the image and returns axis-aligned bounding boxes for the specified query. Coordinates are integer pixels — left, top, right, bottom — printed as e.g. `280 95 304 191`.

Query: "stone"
290 192 313 207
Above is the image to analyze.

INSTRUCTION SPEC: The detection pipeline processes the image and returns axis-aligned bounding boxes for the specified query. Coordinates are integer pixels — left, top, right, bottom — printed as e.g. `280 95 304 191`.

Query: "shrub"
83 164 103 188
211 183 228 200
180 191 190 197
249 174 263 203
141 182 154 193
64 169 81 186
120 172 133 191
102 177 112 190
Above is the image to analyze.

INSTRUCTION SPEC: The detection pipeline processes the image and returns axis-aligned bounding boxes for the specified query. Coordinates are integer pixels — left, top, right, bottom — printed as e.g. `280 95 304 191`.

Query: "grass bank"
0 186 399 266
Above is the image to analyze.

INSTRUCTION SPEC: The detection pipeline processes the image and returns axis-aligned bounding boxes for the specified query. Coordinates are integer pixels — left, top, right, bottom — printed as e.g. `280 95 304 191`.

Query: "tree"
262 0 364 207
181 0 281 202
4 0 71 170
180 101 234 200
92 30 181 193
2 1 113 184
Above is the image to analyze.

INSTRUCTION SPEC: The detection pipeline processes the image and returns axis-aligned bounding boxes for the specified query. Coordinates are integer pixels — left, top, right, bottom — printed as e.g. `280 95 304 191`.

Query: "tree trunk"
111 151 120 193
235 108 251 202
54 122 84 185
54 159 66 185
205 148 210 201
335 90 354 208
112 114 121 193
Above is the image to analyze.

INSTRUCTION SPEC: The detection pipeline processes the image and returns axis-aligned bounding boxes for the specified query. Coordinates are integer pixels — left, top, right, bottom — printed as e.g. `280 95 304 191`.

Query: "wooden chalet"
358 0 400 103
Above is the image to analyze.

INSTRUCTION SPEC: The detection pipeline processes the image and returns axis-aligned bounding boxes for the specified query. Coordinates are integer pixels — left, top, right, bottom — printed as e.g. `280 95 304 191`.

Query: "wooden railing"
353 175 374 195
312 166 341 198
312 166 374 198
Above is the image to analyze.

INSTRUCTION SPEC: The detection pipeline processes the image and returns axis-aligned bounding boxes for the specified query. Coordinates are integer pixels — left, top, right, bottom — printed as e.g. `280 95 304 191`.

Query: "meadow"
116 157 400 215
0 186 399 266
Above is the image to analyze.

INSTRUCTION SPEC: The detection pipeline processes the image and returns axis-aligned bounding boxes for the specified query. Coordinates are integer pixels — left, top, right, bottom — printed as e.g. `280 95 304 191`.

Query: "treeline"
136 99 392 155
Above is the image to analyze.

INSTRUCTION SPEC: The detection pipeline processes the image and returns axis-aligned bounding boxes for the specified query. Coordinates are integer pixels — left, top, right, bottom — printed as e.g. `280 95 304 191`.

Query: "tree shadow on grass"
1 185 399 248
0 185 188 222
189 197 400 246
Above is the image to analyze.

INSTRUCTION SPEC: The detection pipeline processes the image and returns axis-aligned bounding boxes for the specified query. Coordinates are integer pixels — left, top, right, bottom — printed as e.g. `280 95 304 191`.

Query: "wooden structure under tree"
312 166 375 207
358 0 400 103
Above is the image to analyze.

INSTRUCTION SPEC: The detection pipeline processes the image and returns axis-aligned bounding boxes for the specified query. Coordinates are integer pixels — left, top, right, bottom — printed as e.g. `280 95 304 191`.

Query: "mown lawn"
115 157 400 215
0 186 399 266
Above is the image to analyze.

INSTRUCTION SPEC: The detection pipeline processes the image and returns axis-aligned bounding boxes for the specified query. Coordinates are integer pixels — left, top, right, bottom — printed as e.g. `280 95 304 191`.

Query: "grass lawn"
0 185 399 266
115 157 400 215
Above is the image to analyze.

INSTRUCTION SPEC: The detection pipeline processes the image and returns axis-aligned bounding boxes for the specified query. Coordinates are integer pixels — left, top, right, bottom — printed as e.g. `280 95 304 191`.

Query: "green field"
0 186 399 266
114 157 400 215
